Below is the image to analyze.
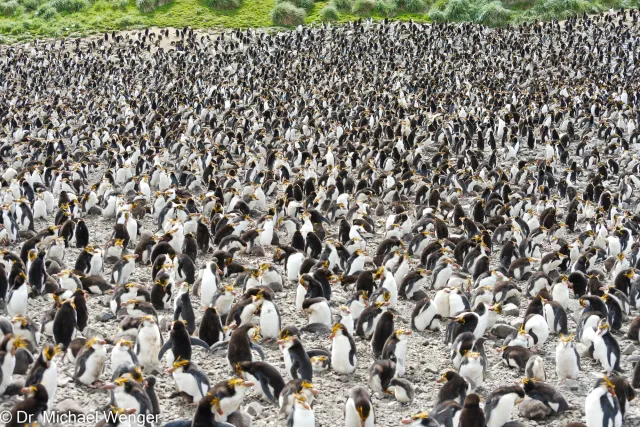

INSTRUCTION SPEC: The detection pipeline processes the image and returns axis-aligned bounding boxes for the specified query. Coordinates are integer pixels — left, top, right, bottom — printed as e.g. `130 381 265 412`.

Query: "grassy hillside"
0 0 636 41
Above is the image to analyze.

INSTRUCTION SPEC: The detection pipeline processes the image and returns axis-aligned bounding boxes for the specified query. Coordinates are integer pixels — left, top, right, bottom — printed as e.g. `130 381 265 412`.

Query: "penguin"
199 305 224 346
330 323 357 374
458 351 485 391
287 394 315 427
371 311 394 360
24 343 61 412
6 271 28 317
501 346 533 372
525 355 546 381
167 358 210 403
279 379 319 417
235 360 285 401
135 315 163 374
158 319 210 367
369 359 396 397
610 376 635 420
7 384 49 427
585 377 622 427
345 386 375 427
52 298 77 350
555 334 581 380
484 385 525 427
401 412 440 426
277 334 313 381
74 337 107 387
103 375 154 424
210 377 254 422
411 296 443 332
173 282 198 335
111 254 138 285
521 378 569 414
381 328 411 377
436 371 470 405
592 320 622 374
459 394 486 427
213 323 264 370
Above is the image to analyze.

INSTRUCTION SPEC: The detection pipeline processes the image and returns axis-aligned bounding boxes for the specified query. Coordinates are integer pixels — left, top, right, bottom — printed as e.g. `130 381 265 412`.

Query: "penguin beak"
401 419 413 425
243 381 254 387
166 368 174 374
516 397 524 404
311 388 320 396
102 383 116 390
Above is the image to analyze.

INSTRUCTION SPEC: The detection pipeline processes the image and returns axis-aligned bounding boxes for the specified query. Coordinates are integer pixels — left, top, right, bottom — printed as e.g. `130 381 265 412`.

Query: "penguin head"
227 376 254 391
559 334 576 349
401 412 433 426
141 315 157 327
115 339 134 351
293 393 311 411
597 319 611 336
329 322 347 340
394 329 412 341
167 356 189 374
42 344 62 363
436 371 458 384
595 376 617 397
84 337 106 350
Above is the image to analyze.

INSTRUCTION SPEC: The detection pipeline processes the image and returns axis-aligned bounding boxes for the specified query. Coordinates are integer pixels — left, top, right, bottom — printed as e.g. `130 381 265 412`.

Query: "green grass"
0 0 633 42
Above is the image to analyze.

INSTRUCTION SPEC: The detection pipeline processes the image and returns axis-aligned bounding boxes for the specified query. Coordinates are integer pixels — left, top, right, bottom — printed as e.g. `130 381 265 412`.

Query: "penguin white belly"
585 390 622 427
459 362 483 389
200 276 217 307
331 335 356 374
295 285 306 310
555 346 580 379
259 301 280 339
345 398 374 427
291 407 315 427
174 371 208 401
552 286 569 310
593 336 616 373
215 294 234 316
287 253 304 282
487 395 517 427
78 352 105 385
340 315 354 335
282 348 292 377
543 305 557 333
448 294 466 317
246 372 272 400
308 306 331 327
218 393 245 421
0 355 16 393
7 286 28 317
136 327 161 370
42 363 58 410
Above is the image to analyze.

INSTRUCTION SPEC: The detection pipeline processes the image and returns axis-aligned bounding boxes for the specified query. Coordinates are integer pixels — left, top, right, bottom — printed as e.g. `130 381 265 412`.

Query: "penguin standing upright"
345 386 375 427
585 377 622 427
330 323 357 375
25 343 62 411
459 394 486 427
484 385 524 427
74 337 107 387
7 384 49 427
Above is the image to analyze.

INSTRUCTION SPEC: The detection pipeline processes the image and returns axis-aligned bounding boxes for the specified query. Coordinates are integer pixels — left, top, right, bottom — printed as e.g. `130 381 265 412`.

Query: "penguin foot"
87 381 104 389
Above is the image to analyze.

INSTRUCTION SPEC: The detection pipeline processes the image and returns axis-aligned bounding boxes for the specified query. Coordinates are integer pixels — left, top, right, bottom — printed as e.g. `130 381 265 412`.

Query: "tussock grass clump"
331 0 352 11
110 0 128 9
271 2 306 26
475 0 512 25
0 0 20 15
20 0 42 11
277 0 312 10
35 2 56 17
115 14 141 26
374 0 396 15
205 0 242 9
135 0 155 11
396 0 427 12
352 0 374 15
50 0 87 11
319 4 338 20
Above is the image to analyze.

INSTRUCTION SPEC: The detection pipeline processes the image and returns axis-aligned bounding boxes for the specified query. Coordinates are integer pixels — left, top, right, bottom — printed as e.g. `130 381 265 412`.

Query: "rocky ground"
0 136 637 427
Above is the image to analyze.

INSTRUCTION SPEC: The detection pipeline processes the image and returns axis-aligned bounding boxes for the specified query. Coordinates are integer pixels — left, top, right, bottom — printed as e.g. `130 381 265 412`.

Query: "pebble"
424 364 438 374
510 318 524 327
491 324 517 339
501 303 520 317
246 402 262 417
623 344 637 355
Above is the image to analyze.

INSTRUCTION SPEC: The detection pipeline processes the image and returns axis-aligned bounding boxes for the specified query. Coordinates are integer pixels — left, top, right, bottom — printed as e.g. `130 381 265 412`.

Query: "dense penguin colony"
1 9 640 427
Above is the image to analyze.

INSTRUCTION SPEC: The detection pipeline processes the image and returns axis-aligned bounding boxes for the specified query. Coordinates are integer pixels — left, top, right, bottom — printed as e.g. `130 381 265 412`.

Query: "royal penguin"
287 394 315 427
401 411 440 426
199 305 224 346
459 394 486 427
592 319 622 375
111 254 138 285
555 334 581 380
278 379 319 417
166 358 210 403
381 328 411 377
411 297 443 332
210 377 254 422
158 319 210 368
344 386 375 427
521 378 569 414
135 315 163 374
371 311 394 360
7 384 49 427
585 377 622 427
277 334 313 381
369 359 396 397
74 337 107 387
458 351 485 391
330 323 357 375
484 385 525 427
501 346 533 372
436 371 470 405
235 360 285 401
525 355 546 381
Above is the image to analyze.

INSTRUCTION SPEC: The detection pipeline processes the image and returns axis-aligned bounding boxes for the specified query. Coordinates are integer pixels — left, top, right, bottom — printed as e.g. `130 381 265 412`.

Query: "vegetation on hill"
0 0 636 41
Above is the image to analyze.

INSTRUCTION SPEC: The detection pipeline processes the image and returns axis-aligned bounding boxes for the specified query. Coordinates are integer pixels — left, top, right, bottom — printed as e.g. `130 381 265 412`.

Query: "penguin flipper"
251 342 265 360
209 341 229 353
157 339 173 360
256 373 274 400
189 337 210 351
